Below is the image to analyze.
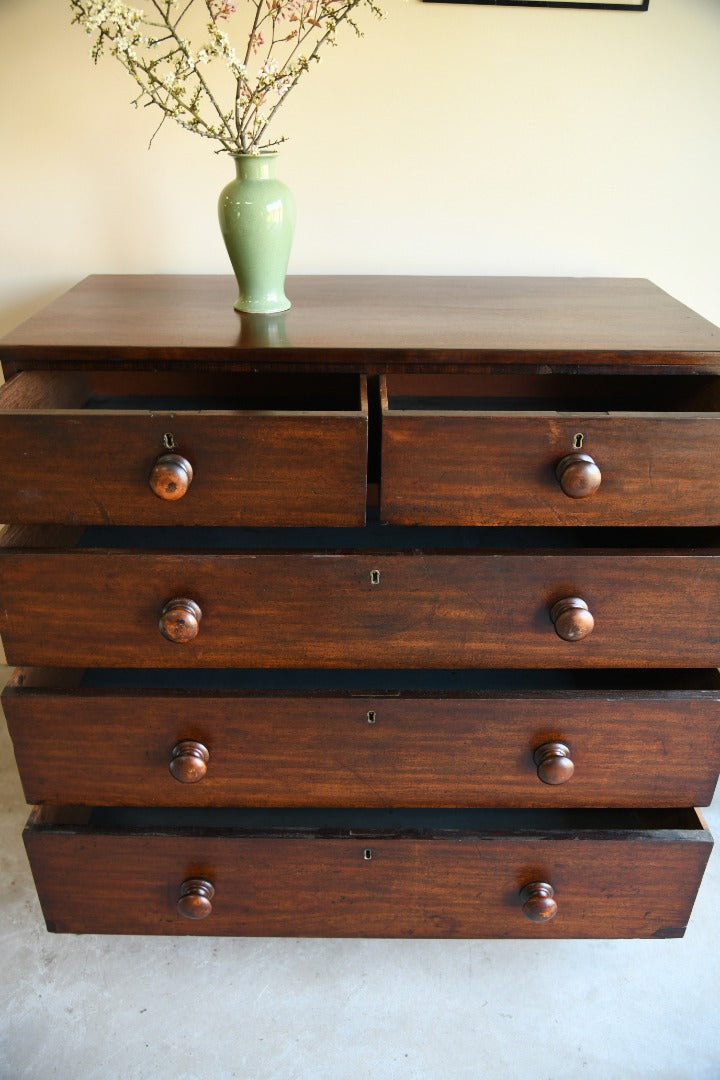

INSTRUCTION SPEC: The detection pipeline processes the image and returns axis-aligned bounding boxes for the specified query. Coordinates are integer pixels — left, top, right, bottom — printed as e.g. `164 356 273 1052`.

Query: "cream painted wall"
0 0 719 337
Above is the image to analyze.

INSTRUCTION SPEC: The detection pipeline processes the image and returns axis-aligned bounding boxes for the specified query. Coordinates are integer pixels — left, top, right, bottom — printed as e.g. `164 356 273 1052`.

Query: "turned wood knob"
556 453 602 499
177 878 215 920
519 881 557 923
169 740 209 783
149 454 194 501
159 598 202 643
550 597 595 641
534 741 575 785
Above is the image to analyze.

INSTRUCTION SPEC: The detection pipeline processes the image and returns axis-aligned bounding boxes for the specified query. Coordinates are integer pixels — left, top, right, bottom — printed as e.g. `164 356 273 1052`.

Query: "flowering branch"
70 0 384 154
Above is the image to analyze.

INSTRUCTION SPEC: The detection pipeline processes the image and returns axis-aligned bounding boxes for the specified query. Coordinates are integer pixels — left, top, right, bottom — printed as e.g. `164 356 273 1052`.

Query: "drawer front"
6 672 720 807
0 372 368 526
381 375 720 526
24 808 712 938
3 547 720 667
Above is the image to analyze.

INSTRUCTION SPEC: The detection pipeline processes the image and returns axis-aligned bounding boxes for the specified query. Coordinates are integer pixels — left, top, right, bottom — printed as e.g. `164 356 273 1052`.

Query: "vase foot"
233 297 291 315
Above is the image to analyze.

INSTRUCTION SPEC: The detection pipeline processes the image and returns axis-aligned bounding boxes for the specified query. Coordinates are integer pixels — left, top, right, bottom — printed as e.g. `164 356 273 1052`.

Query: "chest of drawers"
2 274 719 938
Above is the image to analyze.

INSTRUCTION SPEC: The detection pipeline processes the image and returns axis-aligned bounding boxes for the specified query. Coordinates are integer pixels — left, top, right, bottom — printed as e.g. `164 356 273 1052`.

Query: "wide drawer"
0 371 368 526
5 669 720 808
3 525 720 668
24 806 712 938
381 374 720 526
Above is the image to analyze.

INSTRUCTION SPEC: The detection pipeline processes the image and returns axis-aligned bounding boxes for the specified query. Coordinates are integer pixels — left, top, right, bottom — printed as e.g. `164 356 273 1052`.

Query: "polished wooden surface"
169 740 210 784
5 538 720 667
555 454 602 499
533 742 576 786
381 379 720 526
158 598 202 644
3 274 719 939
6 671 720 806
177 878 214 920
519 881 558 922
149 454 194 501
550 598 595 642
2 276 720 376
24 807 712 938
0 371 368 526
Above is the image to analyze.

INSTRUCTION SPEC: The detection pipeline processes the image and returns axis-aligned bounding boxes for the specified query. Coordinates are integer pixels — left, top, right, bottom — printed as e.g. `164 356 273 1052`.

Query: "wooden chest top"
3 275 720 375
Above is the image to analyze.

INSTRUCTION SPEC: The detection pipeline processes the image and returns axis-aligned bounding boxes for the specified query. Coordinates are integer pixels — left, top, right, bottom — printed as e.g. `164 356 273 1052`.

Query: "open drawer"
380 373 720 525
24 806 712 938
5 668 720 809
0 371 368 525
3 524 720 668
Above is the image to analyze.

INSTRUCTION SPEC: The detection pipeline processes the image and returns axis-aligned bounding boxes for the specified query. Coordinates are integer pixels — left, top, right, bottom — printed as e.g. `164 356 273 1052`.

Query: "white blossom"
70 0 385 153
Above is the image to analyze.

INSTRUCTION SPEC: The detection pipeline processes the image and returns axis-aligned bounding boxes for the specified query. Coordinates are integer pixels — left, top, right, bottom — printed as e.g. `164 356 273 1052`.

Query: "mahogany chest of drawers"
2 274 719 938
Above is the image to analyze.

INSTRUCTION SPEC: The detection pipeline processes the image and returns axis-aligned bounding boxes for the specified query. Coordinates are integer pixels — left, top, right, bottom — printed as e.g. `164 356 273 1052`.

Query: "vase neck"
233 154 277 181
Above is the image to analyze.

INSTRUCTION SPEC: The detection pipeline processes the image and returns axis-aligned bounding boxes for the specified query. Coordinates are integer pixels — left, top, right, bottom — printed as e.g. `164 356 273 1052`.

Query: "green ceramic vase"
218 153 295 314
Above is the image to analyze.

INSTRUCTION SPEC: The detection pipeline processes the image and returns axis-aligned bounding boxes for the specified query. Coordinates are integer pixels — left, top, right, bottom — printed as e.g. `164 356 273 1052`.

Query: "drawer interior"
0 371 366 413
383 373 720 413
29 804 707 838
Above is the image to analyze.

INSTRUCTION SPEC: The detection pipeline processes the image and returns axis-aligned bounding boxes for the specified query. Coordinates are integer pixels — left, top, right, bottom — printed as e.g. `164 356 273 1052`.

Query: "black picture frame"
423 1 649 9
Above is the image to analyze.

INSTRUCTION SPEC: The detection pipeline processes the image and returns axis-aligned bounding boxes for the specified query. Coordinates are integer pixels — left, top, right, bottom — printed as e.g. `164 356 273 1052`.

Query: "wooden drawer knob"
149 454 194 501
550 597 594 641
169 740 209 783
177 878 215 920
534 741 575 785
556 453 602 499
159 598 202 643
519 881 557 923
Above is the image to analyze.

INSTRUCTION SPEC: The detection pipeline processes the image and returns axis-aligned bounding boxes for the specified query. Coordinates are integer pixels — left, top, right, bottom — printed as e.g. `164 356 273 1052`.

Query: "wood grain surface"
5 672 720 807
3 540 720 667
0 371 367 526
381 410 720 526
24 807 712 938
3 274 720 941
3 276 719 376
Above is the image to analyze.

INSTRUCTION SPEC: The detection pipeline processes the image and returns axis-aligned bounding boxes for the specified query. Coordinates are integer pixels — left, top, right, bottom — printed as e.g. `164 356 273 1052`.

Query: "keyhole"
163 432 177 451
370 570 381 585
367 710 377 725
573 433 584 450
364 848 373 861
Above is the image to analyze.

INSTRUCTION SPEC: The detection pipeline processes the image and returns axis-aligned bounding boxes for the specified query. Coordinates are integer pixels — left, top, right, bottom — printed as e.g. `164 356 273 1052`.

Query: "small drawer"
5 668 720 809
0 371 368 526
24 806 712 938
3 524 720 668
381 373 720 526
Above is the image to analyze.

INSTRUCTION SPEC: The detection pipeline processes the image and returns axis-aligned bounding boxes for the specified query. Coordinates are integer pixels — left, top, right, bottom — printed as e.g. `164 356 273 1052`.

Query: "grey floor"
1 666 718 1080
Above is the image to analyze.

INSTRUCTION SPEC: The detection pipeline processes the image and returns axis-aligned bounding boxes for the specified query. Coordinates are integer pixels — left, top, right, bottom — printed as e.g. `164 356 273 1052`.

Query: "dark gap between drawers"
81 372 363 412
74 523 720 552
385 374 720 413
41 806 705 836
76 668 720 693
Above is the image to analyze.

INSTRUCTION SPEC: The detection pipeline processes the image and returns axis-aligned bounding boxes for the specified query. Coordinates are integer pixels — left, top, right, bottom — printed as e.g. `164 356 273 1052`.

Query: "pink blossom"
208 0 236 22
